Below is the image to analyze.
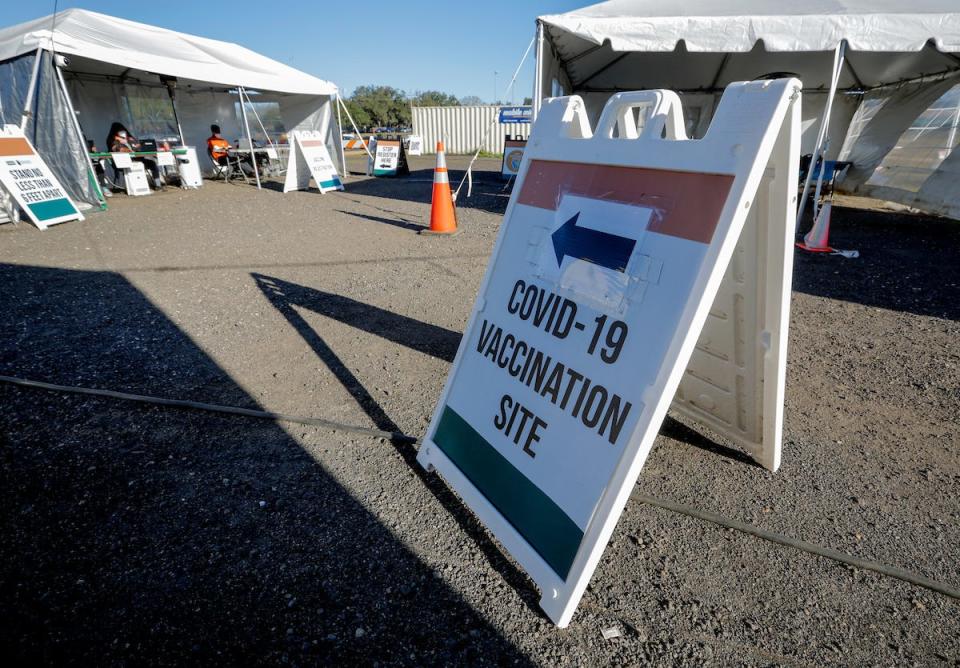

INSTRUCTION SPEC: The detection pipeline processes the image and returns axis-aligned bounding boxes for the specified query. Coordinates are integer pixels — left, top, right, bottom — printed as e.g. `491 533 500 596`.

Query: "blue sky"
7 1 588 102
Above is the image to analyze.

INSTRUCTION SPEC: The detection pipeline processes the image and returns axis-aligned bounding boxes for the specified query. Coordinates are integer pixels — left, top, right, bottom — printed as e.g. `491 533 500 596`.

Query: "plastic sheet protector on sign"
418 80 801 627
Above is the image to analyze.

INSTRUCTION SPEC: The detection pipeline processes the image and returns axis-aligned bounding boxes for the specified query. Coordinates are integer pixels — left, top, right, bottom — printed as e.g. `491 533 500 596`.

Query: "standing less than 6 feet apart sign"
0 125 83 229
418 79 801 626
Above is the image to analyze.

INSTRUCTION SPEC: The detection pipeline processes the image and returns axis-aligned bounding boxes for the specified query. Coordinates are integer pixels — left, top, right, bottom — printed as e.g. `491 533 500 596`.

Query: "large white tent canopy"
0 9 343 208
0 10 338 96
536 1 960 219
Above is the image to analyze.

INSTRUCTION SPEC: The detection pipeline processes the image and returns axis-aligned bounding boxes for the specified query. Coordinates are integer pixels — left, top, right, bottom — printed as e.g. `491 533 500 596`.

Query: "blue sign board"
499 106 533 124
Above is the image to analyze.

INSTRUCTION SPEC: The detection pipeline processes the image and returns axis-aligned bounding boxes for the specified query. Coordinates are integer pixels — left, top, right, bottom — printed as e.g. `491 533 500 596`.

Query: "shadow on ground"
0 263 530 665
251 274 544 618
343 167 513 216
793 206 960 320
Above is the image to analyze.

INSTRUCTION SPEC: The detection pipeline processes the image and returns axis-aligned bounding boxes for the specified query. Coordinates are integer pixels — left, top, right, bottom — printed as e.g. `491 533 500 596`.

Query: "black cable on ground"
635 494 960 600
0 374 417 444
1 373 957 602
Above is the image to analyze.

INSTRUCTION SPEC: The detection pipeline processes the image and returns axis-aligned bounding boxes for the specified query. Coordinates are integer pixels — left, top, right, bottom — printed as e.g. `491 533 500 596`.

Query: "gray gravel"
0 155 958 665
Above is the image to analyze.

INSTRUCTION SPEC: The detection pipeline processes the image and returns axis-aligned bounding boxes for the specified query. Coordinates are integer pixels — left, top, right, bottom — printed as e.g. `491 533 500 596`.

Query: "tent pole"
337 95 375 160
533 20 544 121
335 92 347 178
166 84 186 146
20 46 45 130
238 86 262 190
947 103 960 151
796 41 845 232
55 62 107 209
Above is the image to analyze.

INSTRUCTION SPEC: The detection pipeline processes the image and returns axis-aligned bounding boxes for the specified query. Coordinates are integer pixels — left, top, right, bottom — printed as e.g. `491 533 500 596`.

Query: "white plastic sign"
283 130 343 193
111 152 133 169
418 80 800 627
156 151 175 166
0 125 83 229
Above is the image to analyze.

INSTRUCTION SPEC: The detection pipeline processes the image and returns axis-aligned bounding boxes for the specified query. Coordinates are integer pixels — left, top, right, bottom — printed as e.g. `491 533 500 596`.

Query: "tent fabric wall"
278 94 343 177
0 51 100 208
68 74 341 176
839 76 960 219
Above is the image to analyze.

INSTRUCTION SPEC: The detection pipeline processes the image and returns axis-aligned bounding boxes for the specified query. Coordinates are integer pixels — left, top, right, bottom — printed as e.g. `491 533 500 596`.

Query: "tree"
459 95 484 106
340 98 372 132
350 85 409 129
411 90 460 107
523 97 533 106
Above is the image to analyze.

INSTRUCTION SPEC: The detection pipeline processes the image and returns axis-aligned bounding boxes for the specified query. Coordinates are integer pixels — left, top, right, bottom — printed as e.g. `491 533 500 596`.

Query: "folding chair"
209 148 248 184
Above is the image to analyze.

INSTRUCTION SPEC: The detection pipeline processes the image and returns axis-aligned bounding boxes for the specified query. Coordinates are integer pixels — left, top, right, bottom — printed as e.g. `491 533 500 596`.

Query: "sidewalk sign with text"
371 138 409 177
283 131 343 193
0 124 83 229
418 80 801 627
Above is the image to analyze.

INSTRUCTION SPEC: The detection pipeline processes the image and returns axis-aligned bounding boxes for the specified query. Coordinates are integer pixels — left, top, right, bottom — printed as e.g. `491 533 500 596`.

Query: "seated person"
207 124 268 175
207 124 233 167
106 122 163 190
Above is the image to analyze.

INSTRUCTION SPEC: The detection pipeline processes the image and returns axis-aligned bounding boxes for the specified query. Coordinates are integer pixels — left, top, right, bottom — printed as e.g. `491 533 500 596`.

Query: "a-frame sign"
283 130 343 194
417 79 801 626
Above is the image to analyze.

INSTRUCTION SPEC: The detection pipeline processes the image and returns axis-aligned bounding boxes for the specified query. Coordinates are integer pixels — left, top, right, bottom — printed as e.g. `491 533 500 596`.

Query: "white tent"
536 1 960 220
0 9 343 207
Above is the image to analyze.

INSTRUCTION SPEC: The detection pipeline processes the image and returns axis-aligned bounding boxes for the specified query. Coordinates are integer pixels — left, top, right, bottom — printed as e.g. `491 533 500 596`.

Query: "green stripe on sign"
372 168 395 176
319 178 342 189
433 406 583 579
28 198 77 221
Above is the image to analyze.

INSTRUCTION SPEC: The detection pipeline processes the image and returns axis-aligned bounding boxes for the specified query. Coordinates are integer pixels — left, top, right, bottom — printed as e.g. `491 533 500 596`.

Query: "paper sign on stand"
417 79 801 627
283 130 343 193
501 136 527 180
0 124 83 229
406 135 423 156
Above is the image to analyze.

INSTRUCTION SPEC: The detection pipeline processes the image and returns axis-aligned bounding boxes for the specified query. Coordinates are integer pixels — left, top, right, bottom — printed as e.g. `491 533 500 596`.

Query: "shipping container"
411 105 531 155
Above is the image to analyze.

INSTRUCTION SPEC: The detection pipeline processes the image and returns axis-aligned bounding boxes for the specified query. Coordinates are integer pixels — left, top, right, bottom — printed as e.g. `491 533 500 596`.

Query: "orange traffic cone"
422 141 458 235
796 201 834 253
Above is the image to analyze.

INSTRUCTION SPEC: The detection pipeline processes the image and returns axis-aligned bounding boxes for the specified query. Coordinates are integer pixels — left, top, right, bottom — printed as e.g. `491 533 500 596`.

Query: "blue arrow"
551 212 636 273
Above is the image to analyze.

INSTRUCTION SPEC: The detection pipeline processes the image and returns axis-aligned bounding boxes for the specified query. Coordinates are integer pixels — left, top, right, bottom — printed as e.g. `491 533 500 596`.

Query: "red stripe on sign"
517 159 734 245
0 137 33 157
301 140 325 147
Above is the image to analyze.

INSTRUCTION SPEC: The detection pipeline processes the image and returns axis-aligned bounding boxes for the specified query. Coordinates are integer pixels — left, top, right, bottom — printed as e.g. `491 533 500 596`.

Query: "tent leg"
335 92 347 178
238 86 261 190
20 46 44 130
797 41 845 232
166 86 186 147
55 60 107 210
338 95 375 160
533 21 544 121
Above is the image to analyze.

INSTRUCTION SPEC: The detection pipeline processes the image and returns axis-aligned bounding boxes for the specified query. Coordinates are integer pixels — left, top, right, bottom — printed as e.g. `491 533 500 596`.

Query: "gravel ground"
0 154 958 666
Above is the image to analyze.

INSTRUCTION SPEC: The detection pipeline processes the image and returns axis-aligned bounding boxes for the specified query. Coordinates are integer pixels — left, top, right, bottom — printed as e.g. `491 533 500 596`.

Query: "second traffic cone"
796 200 834 253
423 141 457 235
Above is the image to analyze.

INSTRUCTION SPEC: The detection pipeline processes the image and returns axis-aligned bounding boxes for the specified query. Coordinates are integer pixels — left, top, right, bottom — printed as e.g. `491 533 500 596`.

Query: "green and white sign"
0 125 83 230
